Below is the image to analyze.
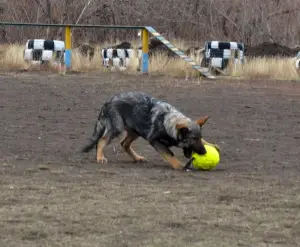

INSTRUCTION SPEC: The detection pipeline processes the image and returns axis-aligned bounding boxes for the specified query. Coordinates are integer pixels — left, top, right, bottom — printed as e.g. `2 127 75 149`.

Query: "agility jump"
0 21 215 79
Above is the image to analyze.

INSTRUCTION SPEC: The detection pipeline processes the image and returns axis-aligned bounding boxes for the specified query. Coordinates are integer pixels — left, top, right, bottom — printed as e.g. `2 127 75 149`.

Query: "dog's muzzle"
192 142 207 155
183 142 207 158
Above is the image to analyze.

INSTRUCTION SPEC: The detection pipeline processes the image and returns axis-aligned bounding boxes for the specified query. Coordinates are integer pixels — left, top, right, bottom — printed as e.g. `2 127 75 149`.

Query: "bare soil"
0 72 300 247
244 42 299 57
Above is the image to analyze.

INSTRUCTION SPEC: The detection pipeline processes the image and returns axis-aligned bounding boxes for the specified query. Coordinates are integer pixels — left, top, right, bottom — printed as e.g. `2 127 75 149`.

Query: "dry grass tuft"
0 42 298 80
37 164 51 171
228 57 300 80
71 46 106 72
0 44 29 70
147 51 199 78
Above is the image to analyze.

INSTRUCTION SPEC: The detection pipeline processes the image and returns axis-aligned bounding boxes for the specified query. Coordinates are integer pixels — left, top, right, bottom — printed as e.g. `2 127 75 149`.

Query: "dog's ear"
196 116 210 126
176 123 190 137
175 123 188 129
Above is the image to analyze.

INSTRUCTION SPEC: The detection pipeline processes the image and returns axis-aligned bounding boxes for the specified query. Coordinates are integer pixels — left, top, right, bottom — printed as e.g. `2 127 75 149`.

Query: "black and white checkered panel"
205 41 244 69
101 48 140 68
24 39 65 62
25 39 65 51
206 41 243 50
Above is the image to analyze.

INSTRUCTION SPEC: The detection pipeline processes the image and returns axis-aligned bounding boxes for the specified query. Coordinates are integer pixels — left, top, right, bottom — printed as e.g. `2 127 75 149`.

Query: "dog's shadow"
82 157 225 173
77 146 225 173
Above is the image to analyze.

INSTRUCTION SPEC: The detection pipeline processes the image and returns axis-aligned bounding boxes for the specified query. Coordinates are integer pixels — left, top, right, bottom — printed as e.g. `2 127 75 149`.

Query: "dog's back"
106 91 181 139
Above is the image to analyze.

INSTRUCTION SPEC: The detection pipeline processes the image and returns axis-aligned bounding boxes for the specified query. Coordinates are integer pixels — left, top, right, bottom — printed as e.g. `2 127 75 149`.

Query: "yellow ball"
192 145 220 170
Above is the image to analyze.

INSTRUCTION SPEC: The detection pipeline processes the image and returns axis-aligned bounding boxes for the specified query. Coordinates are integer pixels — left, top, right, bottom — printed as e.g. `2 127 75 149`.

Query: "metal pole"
65 26 72 69
141 28 149 73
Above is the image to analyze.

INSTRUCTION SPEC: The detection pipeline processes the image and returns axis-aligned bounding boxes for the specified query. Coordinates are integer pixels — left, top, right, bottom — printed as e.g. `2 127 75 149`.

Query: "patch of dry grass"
71 46 106 72
0 42 299 80
147 51 200 78
228 57 300 80
0 44 29 70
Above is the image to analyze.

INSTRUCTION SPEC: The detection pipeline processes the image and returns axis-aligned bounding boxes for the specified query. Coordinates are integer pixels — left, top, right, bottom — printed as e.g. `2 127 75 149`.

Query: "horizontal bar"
0 22 145 29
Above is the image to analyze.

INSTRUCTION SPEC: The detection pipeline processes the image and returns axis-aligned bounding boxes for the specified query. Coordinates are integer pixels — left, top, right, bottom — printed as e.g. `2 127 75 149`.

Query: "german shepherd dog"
81 91 219 170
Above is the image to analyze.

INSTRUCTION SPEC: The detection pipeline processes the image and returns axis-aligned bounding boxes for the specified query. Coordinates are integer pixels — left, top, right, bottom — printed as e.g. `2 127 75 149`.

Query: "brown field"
0 72 300 247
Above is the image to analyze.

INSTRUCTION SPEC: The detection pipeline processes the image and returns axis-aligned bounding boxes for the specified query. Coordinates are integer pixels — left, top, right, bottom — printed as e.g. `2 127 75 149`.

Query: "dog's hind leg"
150 141 183 170
96 136 109 164
120 131 146 162
96 108 126 163
96 129 123 163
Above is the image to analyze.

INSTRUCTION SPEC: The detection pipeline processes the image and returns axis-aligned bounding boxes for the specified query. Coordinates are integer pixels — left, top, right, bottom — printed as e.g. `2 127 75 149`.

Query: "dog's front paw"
97 156 108 164
134 155 147 163
183 158 194 171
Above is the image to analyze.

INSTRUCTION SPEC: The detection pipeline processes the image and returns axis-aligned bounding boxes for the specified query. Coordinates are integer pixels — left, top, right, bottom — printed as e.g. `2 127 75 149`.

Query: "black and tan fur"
82 91 219 170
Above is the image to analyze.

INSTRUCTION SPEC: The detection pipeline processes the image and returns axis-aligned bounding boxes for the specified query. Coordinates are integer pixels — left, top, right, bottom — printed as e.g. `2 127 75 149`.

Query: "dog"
81 91 219 170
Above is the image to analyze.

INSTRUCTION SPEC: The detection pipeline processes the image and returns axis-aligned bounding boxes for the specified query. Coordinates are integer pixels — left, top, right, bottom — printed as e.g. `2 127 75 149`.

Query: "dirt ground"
0 72 300 247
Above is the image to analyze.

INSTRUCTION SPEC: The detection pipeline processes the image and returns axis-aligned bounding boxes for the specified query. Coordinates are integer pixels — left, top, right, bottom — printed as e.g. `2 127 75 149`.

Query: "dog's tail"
81 118 106 153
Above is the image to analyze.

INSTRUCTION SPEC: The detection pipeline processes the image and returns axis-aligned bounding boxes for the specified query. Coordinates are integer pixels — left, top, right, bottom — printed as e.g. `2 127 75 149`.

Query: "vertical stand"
65 26 72 69
141 29 149 73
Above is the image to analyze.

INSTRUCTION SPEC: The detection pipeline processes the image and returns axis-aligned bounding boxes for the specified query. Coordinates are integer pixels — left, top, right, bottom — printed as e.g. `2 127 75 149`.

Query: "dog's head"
176 116 210 158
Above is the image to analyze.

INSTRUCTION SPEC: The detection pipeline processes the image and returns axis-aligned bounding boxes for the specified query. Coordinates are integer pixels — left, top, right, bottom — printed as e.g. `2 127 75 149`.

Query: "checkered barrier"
204 41 245 70
24 39 65 65
144 26 215 79
101 48 142 69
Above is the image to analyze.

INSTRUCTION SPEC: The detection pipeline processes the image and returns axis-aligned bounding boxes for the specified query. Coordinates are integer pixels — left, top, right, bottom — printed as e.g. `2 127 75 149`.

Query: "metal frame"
0 22 215 78
0 22 144 29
